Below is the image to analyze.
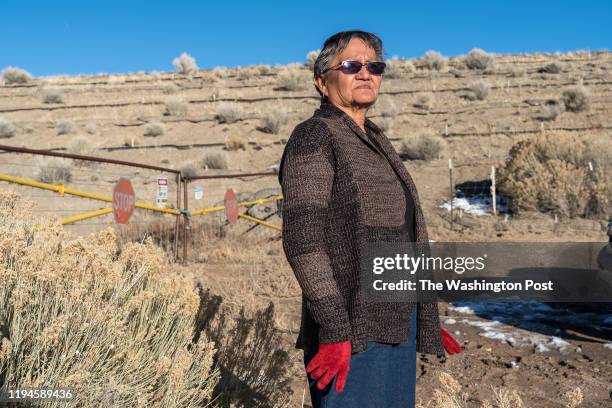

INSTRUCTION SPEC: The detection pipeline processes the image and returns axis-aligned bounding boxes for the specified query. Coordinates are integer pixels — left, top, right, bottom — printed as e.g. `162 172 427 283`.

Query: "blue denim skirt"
303 307 417 408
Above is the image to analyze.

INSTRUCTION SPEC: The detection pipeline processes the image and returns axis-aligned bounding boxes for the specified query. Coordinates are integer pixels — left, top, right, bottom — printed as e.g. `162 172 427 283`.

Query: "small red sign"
224 188 238 224
113 177 136 224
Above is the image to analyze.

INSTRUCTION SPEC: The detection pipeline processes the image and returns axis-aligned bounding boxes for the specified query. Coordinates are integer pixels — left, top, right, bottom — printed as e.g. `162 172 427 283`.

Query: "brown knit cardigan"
278 99 445 357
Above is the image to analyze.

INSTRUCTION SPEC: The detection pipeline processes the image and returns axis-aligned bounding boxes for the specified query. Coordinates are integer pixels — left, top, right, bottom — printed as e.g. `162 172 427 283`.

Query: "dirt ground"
176 220 611 407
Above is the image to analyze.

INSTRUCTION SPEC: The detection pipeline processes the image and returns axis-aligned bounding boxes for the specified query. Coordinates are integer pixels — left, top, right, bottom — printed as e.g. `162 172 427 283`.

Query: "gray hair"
313 30 385 100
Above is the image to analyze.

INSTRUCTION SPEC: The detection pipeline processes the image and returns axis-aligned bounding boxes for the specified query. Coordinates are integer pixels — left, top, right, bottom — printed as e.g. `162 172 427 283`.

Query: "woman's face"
316 38 382 109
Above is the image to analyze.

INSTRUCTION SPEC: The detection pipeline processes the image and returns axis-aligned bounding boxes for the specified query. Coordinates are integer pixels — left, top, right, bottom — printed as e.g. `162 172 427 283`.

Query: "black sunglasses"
323 60 386 75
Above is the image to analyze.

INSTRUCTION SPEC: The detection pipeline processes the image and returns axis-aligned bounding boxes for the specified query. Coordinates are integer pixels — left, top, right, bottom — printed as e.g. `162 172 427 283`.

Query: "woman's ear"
314 76 328 97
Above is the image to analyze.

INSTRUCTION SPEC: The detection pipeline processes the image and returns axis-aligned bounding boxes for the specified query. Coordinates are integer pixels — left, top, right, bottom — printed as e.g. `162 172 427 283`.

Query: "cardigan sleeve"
279 120 352 343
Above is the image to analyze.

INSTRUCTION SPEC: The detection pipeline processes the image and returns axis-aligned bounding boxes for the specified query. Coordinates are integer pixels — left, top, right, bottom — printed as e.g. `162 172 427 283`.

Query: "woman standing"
279 30 460 407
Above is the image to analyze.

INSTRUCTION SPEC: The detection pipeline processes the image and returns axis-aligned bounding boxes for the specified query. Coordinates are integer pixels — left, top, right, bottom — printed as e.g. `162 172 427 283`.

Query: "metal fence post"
183 178 189 265
174 173 182 262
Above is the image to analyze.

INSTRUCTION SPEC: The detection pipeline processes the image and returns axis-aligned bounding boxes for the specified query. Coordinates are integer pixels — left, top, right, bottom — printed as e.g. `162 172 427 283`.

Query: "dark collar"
315 98 385 154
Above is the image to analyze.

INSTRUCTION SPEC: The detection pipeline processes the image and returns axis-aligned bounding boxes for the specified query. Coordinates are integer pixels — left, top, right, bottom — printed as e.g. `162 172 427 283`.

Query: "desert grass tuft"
215 102 244 124
143 121 165 137
203 152 229 169
0 117 15 138
36 157 73 183
400 133 444 161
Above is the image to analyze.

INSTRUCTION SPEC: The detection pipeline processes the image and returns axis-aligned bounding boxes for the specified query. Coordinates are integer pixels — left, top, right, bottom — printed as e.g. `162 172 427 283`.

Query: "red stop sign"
224 188 238 224
113 177 136 224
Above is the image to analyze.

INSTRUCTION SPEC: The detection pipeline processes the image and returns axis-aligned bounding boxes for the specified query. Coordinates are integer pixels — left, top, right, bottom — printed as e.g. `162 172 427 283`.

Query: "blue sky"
1 1 610 77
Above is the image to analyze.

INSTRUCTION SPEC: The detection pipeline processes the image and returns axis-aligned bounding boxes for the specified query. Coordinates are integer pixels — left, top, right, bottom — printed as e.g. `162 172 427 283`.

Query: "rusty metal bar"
184 171 277 180
0 144 180 174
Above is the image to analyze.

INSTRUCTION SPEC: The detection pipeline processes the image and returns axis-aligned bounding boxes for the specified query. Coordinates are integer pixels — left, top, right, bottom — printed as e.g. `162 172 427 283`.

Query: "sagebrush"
0 193 220 407
498 132 610 218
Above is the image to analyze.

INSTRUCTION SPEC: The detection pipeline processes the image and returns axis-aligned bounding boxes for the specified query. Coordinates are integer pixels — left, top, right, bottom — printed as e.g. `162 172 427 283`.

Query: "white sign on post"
194 185 203 200
156 176 168 208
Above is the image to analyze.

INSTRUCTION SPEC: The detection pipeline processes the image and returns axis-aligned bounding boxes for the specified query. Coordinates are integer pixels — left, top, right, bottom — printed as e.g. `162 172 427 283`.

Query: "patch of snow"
446 301 612 353
448 305 476 314
439 194 509 216
480 331 509 341
444 318 457 325
549 336 570 348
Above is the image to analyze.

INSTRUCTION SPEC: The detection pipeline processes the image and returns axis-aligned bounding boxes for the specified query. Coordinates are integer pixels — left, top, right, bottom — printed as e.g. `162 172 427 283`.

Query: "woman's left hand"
440 326 462 355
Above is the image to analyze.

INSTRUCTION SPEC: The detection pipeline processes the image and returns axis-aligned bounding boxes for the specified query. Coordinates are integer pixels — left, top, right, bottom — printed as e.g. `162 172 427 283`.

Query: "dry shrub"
562 387 583 408
414 93 434 111
85 122 97 135
180 162 200 179
193 288 293 407
400 133 444 161
237 67 258 80
540 102 561 121
260 108 289 134
538 61 563 74
375 95 400 118
256 64 272 75
67 136 97 167
224 134 247 151
213 67 231 79
36 157 73 184
115 211 178 254
1 66 32 84
305 49 320 69
56 120 76 135
204 152 229 169
426 371 468 407
561 86 590 112
143 121 165 137
467 80 491 100
0 117 15 138
498 132 610 218
216 102 244 124
173 52 198 75
276 68 304 91
422 50 448 71
489 387 523 408
463 48 495 70
383 58 404 78
0 193 220 406
40 86 65 104
164 97 188 117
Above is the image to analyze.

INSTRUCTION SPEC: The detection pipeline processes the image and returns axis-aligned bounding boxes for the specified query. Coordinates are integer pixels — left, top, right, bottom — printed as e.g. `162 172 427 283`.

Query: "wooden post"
183 178 189 265
449 159 454 230
491 166 497 216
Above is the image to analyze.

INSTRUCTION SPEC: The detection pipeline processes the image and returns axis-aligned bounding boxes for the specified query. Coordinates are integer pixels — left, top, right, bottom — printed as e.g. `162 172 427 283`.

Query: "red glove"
306 340 351 392
441 326 462 355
